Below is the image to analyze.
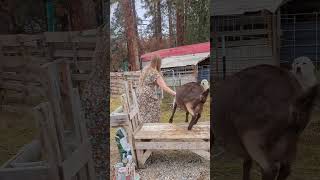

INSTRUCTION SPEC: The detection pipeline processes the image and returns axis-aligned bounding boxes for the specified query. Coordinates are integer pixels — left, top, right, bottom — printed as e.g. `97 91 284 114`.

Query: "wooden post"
221 35 226 79
43 62 67 160
272 11 281 66
33 102 61 180
58 60 75 132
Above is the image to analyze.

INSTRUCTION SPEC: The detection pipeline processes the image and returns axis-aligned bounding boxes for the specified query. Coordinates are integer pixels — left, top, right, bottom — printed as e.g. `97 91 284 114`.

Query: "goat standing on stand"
169 79 210 130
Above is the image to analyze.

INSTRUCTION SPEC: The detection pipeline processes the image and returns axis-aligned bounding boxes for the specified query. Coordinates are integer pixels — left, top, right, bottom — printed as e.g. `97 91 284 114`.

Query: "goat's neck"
294 73 317 91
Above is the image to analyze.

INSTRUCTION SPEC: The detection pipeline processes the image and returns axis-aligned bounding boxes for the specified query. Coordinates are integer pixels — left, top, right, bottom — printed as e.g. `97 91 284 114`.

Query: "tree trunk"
120 0 140 70
155 0 162 49
80 0 98 28
81 25 109 179
167 0 174 47
65 0 97 30
176 0 185 46
65 0 84 30
131 0 142 56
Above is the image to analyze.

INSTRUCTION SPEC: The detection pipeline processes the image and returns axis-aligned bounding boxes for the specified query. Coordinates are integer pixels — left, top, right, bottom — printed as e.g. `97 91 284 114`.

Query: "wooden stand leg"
136 150 145 169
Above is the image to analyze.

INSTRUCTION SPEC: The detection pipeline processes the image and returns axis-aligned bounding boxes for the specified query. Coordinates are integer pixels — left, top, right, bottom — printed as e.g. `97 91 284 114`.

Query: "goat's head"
291 56 318 89
201 79 210 91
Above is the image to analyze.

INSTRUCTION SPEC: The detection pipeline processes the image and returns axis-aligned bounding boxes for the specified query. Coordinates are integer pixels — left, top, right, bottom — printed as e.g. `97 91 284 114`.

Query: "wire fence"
212 13 320 81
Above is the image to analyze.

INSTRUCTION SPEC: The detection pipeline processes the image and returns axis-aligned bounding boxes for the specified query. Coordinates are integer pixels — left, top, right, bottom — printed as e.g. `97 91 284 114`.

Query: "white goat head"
291 56 318 90
201 79 210 91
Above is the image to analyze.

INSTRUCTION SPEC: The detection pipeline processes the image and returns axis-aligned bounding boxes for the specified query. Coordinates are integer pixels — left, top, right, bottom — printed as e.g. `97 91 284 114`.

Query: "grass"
110 93 210 123
0 112 38 165
212 111 320 180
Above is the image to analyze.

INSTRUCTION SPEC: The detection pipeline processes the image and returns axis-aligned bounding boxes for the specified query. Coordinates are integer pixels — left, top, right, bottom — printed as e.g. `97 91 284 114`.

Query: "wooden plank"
0 34 43 47
44 32 96 43
135 141 210 150
44 63 67 160
135 150 145 169
129 107 139 120
33 103 61 180
0 166 49 180
70 88 82 145
0 140 34 168
134 122 210 140
0 73 43 83
11 161 46 168
190 150 210 160
216 39 267 48
71 74 90 81
61 140 90 180
0 56 46 67
1 82 45 96
216 29 268 37
110 112 128 127
72 88 96 180
10 140 41 164
0 105 31 113
75 60 93 72
3 93 44 105
131 89 141 129
59 62 75 132
141 150 152 165
54 50 94 58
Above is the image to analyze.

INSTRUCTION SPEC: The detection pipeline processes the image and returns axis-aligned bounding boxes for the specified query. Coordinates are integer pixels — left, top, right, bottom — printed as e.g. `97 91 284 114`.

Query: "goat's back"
212 64 303 157
175 82 205 106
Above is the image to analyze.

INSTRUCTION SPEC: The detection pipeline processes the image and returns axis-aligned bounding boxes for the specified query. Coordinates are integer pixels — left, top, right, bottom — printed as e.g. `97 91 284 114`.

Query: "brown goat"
212 63 319 180
169 80 210 130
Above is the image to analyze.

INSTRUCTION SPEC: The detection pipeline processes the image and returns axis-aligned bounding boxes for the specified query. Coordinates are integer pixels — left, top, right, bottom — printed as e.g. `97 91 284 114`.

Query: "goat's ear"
294 84 319 110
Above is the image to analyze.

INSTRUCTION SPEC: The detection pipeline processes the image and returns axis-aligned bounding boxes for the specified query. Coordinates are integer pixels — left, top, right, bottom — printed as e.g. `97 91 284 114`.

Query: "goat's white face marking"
201 79 210 91
291 56 317 89
292 56 315 76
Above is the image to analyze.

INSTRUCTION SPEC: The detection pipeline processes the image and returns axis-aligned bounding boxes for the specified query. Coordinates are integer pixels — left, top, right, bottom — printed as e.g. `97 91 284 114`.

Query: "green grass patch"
0 112 37 165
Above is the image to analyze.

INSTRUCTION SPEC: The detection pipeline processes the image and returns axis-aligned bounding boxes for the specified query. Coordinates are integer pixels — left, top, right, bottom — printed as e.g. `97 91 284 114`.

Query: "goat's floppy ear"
294 84 319 110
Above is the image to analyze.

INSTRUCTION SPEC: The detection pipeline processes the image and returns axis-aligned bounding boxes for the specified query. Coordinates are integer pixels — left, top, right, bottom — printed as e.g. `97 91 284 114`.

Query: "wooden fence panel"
110 71 141 96
0 31 97 113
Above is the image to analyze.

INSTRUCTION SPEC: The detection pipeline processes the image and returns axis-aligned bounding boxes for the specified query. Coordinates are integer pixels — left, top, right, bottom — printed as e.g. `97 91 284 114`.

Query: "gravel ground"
137 150 210 180
110 145 210 180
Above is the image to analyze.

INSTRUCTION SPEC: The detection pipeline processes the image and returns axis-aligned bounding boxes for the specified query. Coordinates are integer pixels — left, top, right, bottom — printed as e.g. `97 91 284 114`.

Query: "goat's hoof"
187 126 192 130
169 119 173 123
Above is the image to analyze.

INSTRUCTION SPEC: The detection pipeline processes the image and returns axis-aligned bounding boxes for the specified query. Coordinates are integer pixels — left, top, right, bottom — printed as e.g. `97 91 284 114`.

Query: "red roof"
141 42 210 62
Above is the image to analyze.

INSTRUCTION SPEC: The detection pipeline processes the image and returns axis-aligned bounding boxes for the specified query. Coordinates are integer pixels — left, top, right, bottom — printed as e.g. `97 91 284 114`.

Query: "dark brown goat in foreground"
169 80 209 130
213 59 319 180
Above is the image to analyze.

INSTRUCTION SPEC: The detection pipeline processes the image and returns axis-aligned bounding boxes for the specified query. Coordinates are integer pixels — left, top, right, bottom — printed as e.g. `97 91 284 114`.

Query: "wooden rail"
0 29 97 113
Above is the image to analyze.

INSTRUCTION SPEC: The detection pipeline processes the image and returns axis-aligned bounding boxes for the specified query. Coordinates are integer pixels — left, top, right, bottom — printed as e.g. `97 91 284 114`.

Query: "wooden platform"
134 122 210 167
134 122 209 140
111 81 211 168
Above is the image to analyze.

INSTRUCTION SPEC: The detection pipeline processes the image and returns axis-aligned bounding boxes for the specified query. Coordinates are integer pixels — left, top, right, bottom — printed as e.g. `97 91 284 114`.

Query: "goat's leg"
242 131 278 180
187 114 197 130
188 113 201 130
276 163 291 180
169 103 177 123
194 113 201 124
185 111 189 122
243 159 252 180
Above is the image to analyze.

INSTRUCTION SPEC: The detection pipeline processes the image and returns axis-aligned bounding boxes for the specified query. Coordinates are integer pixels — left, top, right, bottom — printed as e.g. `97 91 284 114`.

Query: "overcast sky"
111 1 168 37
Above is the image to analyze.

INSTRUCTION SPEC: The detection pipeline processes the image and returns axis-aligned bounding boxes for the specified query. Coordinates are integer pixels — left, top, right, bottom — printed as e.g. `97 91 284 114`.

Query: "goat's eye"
303 62 306 64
